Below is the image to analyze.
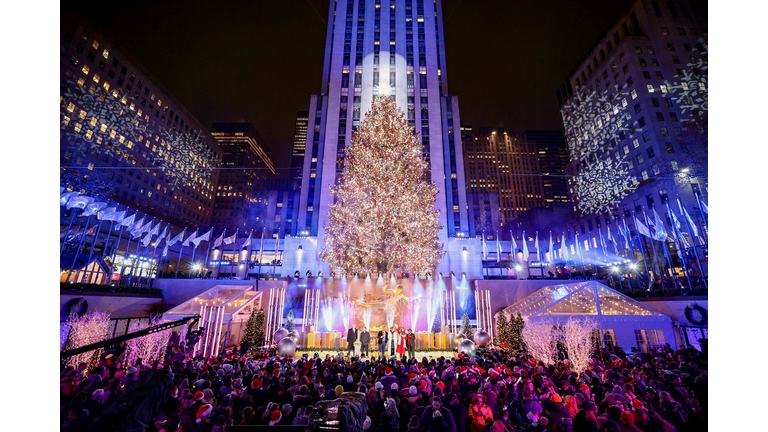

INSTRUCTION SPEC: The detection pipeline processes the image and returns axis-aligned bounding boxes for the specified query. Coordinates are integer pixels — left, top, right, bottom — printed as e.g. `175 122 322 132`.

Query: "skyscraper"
525 130 571 206
291 111 309 191
210 122 275 232
288 0 477 276
461 126 546 233
59 13 223 229
556 0 707 256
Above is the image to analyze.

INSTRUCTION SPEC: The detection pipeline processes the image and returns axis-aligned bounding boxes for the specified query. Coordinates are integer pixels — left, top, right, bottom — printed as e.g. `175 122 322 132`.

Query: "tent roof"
60 254 108 271
165 285 256 316
501 281 665 318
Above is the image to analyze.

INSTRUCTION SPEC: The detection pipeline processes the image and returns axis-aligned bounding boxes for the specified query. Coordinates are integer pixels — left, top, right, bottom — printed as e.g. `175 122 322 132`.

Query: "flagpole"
186 229 199 278
655 208 679 291
272 232 279 277
666 201 693 293
631 212 650 290
680 197 708 290
175 228 187 279
203 228 213 279
257 228 265 288
148 226 162 287
694 190 708 242
60 207 80 256
231 229 239 279
65 214 93 283
641 208 665 290
84 215 106 284
128 217 154 287
95 219 115 285
110 224 125 285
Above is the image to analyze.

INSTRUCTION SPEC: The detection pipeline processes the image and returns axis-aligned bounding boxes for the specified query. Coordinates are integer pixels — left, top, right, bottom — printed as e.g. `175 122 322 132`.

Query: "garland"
684 304 707 326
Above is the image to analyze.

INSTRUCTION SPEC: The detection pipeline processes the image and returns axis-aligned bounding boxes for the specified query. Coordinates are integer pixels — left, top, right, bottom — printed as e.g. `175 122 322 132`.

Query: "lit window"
103 82 110 91
74 123 82 133
630 90 637 100
119 135 126 144
77 77 85 86
66 102 75 112
633 139 640 148
660 85 668 93
93 73 100 83
129 103 135 111
82 65 90 75
646 84 654 93
102 49 109 58
112 90 119 98
62 116 71 126
85 130 93 139
110 130 117 138
100 123 107 132
92 40 99 49
698 83 706 91
641 170 648 180
90 117 97 126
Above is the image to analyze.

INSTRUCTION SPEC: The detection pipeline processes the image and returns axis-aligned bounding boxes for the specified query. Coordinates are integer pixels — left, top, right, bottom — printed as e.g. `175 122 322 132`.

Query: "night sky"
63 0 635 178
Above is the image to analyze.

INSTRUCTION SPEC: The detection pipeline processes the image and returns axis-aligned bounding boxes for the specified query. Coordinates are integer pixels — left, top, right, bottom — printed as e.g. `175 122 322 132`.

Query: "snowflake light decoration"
662 38 708 117
153 129 219 189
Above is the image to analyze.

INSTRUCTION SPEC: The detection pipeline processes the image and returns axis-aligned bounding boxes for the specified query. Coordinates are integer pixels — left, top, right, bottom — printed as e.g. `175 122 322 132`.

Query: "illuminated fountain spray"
411 276 425 330
321 299 334 332
362 307 372 329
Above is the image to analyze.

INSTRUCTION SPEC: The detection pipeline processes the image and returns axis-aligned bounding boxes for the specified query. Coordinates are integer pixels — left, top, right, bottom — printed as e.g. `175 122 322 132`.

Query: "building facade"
210 123 275 232
462 126 546 237
525 130 571 206
288 0 480 277
60 13 223 229
555 0 707 271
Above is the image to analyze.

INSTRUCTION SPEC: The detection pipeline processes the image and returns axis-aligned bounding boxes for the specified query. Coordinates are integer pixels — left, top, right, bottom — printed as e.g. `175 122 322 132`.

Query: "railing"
60 282 162 296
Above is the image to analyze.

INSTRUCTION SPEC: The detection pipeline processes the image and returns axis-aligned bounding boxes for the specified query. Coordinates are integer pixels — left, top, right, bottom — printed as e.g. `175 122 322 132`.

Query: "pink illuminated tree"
124 315 172 367
562 317 598 375
65 311 111 370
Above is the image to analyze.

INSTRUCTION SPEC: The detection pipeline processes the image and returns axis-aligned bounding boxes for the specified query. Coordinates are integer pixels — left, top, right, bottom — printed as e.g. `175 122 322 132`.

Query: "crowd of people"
61 334 707 432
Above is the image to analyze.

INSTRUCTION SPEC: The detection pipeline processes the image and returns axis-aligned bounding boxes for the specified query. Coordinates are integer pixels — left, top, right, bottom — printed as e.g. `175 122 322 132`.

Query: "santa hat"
194 391 204 401
580 383 590 392
436 381 445 390
196 404 213 423
409 373 417 381
171 387 179 399
269 410 282 425
420 380 428 389
252 378 262 388
385 367 393 375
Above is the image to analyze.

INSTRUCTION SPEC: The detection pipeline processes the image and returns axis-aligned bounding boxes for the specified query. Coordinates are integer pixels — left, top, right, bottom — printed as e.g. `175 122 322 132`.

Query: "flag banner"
96 206 117 221
681 205 700 238
120 213 136 227
495 233 502 263
522 231 529 261
129 217 146 238
561 232 570 261
223 232 237 245
599 229 607 255
167 229 185 247
158 225 169 242
698 196 708 214
635 216 651 238
192 228 213 248
60 191 80 207
182 230 198 247
142 233 153 247
162 246 168 257
548 232 554 262
140 220 153 235
243 231 253 247
534 232 541 262
510 232 518 254
149 223 160 237
622 218 632 249
574 233 583 259
482 236 488 260
213 231 225 248
653 208 669 242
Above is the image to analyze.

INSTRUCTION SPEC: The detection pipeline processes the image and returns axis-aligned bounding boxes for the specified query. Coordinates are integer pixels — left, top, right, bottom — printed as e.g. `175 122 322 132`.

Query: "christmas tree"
496 313 511 347
461 312 473 339
286 309 294 331
320 95 444 274
244 308 265 345
509 312 525 350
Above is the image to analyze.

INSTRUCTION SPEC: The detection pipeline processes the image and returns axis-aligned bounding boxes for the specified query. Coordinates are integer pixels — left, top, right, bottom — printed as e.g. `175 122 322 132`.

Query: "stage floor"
293 349 457 359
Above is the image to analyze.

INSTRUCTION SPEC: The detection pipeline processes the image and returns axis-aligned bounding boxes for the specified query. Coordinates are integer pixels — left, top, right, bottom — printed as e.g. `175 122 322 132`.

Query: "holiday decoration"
458 339 476 356
684 303 707 326
473 329 490 347
521 321 558 366
64 310 111 370
461 312 473 340
274 328 289 344
286 310 295 331
509 313 525 350
561 317 598 375
496 313 511 347
277 337 297 356
320 95 444 275
288 329 300 345
244 308 265 345
124 315 172 367
454 334 466 349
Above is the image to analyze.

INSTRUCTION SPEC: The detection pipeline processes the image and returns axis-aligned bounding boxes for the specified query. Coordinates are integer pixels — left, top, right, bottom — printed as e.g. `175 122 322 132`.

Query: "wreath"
65 297 89 318
684 303 707 326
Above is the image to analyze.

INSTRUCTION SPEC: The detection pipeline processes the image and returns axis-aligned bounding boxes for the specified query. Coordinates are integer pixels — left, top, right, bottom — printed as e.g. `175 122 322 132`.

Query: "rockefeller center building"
555 0 708 260
286 0 480 276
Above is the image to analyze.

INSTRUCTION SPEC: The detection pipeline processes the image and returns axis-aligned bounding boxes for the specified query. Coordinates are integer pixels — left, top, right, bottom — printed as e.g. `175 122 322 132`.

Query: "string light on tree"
320 94 444 274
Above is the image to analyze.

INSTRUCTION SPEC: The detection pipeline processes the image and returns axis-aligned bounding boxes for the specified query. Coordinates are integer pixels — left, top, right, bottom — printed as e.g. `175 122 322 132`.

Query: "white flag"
142 233 153 247
120 213 136 227
243 230 253 247
182 230 198 247
213 230 225 248
162 246 168 257
223 232 237 245
192 228 212 248
167 229 185 247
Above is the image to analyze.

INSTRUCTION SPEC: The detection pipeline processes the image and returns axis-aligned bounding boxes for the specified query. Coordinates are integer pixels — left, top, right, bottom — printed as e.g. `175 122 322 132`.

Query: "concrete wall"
154 278 287 308
642 297 708 327
61 293 162 320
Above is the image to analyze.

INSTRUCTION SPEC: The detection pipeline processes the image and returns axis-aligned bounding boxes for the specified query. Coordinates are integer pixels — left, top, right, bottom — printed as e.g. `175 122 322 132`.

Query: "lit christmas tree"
461 312 473 339
510 312 525 350
496 313 511 347
286 309 295 331
320 94 444 274
244 308 265 347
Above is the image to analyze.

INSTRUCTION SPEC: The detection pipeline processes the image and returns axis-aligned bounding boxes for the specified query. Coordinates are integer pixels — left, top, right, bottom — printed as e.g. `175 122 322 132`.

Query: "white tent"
500 281 676 352
164 285 263 357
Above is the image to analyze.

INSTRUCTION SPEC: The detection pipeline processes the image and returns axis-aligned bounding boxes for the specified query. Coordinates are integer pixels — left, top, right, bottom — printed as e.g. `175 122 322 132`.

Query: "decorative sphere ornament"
458 339 476 356
274 328 289 343
454 334 466 349
288 329 300 345
473 329 490 347
277 337 296 356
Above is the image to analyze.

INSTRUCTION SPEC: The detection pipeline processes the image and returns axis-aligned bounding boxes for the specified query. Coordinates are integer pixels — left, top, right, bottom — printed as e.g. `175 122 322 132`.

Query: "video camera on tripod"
185 327 205 348
311 392 367 432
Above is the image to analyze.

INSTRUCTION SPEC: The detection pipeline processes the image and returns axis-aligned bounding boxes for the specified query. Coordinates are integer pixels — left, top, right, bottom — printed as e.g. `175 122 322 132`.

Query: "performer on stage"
378 327 388 358
396 325 407 357
406 328 416 359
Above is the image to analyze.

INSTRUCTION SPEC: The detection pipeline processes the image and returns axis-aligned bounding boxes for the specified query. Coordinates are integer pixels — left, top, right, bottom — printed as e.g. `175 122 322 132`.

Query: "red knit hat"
436 382 445 390
194 391 204 401
252 378 262 388
409 373 417 380
420 380 427 388
196 404 213 423
580 383 590 391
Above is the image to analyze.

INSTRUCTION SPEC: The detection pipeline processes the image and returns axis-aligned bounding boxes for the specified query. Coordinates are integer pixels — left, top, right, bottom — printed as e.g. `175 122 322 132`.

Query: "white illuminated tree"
561 317 598 375
124 315 172 367
65 311 111 370
521 320 559 366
